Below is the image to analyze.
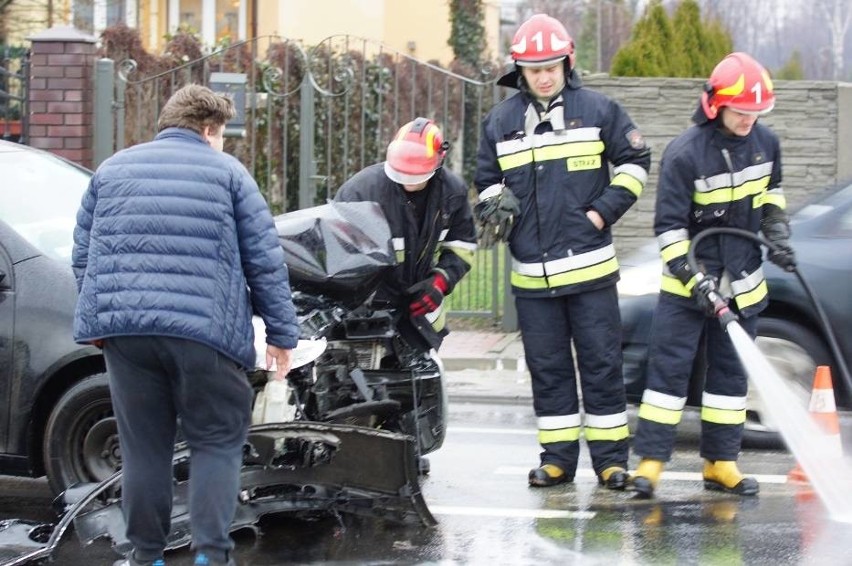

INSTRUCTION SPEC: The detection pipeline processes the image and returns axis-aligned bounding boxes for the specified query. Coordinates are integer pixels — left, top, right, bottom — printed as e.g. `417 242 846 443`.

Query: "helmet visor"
727 102 775 116
384 161 436 185
515 55 566 68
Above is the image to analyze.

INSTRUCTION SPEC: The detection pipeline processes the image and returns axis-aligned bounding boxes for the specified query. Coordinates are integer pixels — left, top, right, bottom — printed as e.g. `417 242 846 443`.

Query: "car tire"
43 373 119 494
741 317 832 449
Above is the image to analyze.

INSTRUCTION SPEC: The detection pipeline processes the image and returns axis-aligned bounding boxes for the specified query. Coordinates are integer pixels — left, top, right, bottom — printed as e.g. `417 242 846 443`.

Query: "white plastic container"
251 378 296 424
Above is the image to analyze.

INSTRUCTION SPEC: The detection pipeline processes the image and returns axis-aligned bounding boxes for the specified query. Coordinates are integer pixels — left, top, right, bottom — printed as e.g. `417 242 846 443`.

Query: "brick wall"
583 76 849 256
26 26 97 168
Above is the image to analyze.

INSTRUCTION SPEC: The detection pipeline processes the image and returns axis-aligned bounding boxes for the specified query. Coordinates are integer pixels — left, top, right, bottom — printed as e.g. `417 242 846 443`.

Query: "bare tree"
816 0 852 79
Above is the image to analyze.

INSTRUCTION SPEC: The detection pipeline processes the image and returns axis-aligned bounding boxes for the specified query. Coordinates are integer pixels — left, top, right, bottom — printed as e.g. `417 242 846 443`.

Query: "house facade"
2 0 501 64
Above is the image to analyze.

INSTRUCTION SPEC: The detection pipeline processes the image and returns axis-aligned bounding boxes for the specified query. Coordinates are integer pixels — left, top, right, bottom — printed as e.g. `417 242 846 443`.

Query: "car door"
0 240 14 452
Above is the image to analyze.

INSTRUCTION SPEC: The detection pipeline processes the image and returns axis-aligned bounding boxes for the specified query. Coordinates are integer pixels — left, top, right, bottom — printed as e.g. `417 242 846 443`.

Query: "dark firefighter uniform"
633 105 788 462
335 162 477 349
475 76 651 477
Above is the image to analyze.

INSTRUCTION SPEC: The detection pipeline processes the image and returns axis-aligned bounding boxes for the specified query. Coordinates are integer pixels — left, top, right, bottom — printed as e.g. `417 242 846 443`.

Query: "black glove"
693 274 720 316
767 239 796 272
407 273 449 317
474 185 520 248
670 260 695 287
761 219 797 272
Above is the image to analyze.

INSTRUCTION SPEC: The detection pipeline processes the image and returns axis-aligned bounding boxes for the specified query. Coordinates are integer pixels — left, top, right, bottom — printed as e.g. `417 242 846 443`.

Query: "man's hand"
693 274 720 316
474 185 520 248
266 345 293 380
585 209 604 230
761 219 797 272
407 273 449 317
767 239 797 272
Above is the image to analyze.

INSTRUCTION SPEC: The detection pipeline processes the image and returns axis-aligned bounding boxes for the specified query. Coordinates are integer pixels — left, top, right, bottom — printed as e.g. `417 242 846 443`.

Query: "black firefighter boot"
630 458 665 499
703 460 759 496
528 464 572 487
598 465 630 490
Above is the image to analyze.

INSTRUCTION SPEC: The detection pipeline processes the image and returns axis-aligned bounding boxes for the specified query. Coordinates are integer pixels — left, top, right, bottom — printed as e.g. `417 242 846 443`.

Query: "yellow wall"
263 0 499 65
0 0 497 64
2 0 72 45
383 1 452 63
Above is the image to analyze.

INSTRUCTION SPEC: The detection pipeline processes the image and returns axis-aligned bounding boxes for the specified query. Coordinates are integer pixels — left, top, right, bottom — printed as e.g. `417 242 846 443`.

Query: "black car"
618 183 852 443
0 140 118 494
0 141 446 513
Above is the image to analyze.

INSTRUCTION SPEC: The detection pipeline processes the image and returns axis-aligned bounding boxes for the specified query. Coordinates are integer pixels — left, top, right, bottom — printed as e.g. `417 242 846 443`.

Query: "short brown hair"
157 84 236 133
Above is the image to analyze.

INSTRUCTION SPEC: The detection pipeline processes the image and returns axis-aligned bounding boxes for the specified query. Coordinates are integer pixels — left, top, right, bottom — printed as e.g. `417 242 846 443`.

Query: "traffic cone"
788 366 843 483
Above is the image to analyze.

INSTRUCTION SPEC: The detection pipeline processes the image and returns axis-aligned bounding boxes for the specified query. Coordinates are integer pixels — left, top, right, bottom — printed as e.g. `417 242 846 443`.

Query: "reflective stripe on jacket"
334 163 477 306
475 83 650 298
655 112 786 318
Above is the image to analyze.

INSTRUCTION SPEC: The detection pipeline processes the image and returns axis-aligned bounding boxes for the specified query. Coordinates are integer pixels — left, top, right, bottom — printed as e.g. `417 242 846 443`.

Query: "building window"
216 0 239 43
72 0 94 32
179 0 202 32
107 0 127 27
72 0 132 34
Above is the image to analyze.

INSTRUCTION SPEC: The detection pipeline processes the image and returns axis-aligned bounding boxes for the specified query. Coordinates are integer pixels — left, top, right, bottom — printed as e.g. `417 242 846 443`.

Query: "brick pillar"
26 26 97 169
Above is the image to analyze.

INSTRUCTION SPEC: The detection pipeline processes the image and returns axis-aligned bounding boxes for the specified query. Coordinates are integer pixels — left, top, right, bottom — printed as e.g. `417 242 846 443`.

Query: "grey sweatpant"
104 336 253 563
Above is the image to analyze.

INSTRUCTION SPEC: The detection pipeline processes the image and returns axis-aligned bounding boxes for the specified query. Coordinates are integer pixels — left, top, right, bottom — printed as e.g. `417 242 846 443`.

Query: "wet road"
1 401 851 565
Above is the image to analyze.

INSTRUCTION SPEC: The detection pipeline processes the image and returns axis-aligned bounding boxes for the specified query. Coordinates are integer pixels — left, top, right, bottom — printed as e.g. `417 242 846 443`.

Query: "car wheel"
741 317 832 449
43 373 120 494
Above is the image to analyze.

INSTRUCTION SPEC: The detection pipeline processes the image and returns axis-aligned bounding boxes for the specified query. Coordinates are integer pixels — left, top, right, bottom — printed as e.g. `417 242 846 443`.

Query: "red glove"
407 273 449 317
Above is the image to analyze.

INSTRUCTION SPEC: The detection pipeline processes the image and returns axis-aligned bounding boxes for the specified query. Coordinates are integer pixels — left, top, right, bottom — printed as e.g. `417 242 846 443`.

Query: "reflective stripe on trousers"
517 286 629 475
632 293 758 461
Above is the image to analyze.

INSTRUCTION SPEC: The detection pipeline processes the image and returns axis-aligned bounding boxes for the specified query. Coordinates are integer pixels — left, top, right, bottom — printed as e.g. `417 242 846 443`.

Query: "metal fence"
0 46 29 144
94 35 508 324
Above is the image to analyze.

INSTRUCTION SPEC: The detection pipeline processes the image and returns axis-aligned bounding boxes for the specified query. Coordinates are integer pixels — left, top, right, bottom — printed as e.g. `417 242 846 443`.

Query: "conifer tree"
610 0 732 78
610 0 672 76
775 51 805 80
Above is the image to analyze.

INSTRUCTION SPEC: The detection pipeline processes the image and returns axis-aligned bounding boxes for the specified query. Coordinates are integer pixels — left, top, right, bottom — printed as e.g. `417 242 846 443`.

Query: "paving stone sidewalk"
437 330 532 403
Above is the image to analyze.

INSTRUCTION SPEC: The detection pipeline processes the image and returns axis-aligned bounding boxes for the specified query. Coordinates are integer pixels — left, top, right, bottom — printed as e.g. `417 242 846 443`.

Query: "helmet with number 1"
510 14 576 69
701 52 775 120
384 118 447 185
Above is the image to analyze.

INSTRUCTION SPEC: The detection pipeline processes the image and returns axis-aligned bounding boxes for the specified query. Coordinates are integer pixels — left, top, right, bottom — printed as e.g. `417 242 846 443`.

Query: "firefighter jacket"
475 77 651 298
655 105 788 318
334 162 477 313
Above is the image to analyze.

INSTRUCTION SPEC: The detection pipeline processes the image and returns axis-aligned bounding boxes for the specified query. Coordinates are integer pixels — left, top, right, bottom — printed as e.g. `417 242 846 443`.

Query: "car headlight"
617 261 662 297
252 315 327 371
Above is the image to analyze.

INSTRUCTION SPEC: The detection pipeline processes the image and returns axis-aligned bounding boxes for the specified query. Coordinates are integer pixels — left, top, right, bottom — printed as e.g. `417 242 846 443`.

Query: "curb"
443 368 532 404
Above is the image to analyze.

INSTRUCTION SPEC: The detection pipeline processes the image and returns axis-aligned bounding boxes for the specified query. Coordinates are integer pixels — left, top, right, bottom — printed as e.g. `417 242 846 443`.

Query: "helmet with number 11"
509 13 575 69
497 14 576 88
701 52 775 120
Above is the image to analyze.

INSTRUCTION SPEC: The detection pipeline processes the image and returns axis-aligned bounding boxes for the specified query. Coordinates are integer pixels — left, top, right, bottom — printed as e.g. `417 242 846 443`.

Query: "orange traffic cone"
788 366 843 483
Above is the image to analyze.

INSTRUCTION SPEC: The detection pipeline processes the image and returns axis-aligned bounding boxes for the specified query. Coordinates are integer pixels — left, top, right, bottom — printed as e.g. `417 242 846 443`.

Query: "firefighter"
630 53 795 498
474 14 651 489
335 117 477 352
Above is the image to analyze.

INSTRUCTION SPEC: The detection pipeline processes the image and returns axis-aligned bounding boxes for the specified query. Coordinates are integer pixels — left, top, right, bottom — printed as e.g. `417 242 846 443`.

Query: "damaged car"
0 197 445 565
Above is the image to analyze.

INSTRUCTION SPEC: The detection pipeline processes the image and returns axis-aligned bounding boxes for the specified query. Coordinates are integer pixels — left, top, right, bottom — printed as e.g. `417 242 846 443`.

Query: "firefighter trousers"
632 293 758 462
516 285 629 478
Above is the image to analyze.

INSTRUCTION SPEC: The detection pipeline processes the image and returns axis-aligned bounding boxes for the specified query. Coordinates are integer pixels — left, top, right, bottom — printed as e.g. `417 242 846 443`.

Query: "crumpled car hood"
0 422 435 565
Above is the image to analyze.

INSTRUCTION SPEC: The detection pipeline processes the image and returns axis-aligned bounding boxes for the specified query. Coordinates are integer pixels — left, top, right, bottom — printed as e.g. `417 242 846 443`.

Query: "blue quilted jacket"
72 128 299 368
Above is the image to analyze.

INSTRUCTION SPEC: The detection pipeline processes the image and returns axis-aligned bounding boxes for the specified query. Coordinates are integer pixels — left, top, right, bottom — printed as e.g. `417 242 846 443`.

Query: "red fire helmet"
384 118 446 185
509 13 575 69
701 52 775 120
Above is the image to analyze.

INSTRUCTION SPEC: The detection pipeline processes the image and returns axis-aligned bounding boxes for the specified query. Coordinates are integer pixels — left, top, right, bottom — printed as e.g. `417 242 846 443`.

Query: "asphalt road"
0 400 850 565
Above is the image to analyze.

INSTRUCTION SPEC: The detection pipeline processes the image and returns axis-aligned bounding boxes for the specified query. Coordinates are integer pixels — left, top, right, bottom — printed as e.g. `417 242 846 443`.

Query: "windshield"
0 149 91 262
792 183 852 224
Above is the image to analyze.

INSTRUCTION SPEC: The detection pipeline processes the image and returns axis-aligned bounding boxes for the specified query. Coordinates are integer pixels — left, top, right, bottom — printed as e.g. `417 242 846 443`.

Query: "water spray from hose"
687 227 851 393
687 227 852 524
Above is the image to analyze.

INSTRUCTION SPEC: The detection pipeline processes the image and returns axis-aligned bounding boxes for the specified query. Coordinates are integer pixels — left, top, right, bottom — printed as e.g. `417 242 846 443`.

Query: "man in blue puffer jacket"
72 84 299 566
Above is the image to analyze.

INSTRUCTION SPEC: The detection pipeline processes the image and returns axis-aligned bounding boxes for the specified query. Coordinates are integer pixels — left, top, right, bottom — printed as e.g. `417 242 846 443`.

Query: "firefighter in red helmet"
335 118 476 353
475 14 651 490
630 53 794 498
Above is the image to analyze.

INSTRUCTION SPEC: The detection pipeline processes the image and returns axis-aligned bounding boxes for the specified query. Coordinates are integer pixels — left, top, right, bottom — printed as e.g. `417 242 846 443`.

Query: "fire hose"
686 226 852 399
